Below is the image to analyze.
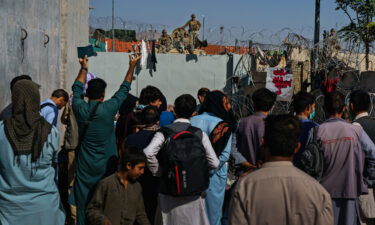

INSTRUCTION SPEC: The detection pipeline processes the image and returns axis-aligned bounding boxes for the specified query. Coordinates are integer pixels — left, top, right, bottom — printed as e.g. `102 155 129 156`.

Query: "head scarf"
198 90 236 156
4 80 52 162
198 90 236 124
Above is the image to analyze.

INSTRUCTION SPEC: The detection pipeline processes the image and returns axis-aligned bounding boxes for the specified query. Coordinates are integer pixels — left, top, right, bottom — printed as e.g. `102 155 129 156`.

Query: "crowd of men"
0 54 375 225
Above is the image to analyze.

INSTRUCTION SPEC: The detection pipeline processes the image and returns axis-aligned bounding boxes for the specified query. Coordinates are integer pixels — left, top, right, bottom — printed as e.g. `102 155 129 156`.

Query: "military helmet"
191 14 196 18
162 29 167 34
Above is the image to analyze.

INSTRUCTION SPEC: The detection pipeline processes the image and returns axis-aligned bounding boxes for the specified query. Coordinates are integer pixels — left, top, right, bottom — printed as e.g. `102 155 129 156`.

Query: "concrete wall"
0 0 89 110
89 53 234 104
60 0 89 88
0 0 61 108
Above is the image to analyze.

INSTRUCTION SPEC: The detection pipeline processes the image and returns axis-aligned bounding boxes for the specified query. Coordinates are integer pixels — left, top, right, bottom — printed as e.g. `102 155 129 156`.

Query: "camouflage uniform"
181 15 201 51
182 34 191 52
172 32 184 53
158 32 172 53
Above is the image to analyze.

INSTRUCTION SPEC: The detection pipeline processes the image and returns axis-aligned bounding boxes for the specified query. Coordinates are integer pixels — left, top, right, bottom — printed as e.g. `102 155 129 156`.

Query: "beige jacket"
229 161 333 225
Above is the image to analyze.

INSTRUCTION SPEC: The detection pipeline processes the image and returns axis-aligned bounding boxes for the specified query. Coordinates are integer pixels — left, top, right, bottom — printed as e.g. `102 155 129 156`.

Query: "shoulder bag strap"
40 102 56 110
312 126 319 142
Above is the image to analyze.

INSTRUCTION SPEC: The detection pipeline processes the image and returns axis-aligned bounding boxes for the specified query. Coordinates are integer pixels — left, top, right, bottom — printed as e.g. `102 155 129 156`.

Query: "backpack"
298 126 324 180
158 126 209 196
60 104 79 151
209 121 232 157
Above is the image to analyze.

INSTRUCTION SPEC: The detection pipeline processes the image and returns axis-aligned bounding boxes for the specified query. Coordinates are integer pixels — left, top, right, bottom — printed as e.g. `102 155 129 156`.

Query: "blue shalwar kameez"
191 112 232 225
0 122 65 225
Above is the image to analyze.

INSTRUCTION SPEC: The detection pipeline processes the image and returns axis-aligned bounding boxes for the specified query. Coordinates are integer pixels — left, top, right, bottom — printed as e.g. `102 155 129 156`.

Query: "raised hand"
129 54 141 67
79 55 89 69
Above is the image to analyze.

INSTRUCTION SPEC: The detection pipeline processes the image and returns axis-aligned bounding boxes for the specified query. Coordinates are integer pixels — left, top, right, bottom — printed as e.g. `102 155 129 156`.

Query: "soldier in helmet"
158 29 172 53
181 14 201 52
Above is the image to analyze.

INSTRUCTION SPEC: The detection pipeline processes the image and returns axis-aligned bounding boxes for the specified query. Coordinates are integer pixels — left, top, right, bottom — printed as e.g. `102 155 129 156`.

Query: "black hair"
324 91 345 115
160 94 167 112
174 94 196 119
119 94 138 116
292 91 316 114
129 112 142 134
264 114 301 157
119 146 147 170
86 78 107 100
141 105 160 126
197 87 210 97
139 86 163 105
10 75 32 90
252 88 277 112
52 89 69 102
349 90 371 113
115 111 142 152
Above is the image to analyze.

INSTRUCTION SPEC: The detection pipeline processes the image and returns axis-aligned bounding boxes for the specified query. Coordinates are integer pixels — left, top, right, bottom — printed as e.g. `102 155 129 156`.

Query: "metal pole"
312 0 320 86
202 16 205 40
112 0 115 52
314 0 320 45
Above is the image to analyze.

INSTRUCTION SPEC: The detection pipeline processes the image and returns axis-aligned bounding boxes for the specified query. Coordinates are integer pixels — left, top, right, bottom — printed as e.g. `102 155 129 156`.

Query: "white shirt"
143 118 220 176
353 112 369 127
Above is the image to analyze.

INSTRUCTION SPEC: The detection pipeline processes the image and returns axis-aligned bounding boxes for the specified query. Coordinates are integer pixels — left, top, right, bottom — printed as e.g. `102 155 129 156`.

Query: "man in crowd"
116 85 163 143
292 91 319 167
86 147 150 225
144 94 219 225
0 75 32 121
40 89 69 126
237 88 276 165
138 86 163 109
229 114 333 225
349 90 375 224
69 54 141 225
312 91 375 225
126 105 160 149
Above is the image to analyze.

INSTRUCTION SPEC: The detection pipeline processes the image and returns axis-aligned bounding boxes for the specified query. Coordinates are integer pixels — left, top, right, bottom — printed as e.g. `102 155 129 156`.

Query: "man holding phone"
68 54 141 225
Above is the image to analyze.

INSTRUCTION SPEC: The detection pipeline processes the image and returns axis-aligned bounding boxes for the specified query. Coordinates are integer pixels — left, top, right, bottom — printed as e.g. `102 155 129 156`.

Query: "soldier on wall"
158 29 172 53
180 14 201 52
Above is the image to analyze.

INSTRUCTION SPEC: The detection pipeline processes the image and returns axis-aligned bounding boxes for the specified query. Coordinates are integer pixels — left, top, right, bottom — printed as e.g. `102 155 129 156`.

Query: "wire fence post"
112 0 115 52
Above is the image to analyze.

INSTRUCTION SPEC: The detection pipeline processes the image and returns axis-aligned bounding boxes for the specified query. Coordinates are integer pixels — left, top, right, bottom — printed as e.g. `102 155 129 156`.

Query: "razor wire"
89 16 374 55
89 16 375 120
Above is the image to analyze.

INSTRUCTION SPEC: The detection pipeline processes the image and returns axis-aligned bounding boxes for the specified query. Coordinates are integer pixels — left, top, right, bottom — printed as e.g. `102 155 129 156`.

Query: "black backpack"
298 126 324 180
158 126 210 196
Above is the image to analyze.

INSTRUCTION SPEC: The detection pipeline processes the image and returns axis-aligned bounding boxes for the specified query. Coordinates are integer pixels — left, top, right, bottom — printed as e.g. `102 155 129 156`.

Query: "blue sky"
89 0 349 41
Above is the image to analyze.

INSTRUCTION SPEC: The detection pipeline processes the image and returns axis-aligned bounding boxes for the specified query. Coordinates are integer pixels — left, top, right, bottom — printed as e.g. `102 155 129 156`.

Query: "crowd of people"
0 54 375 225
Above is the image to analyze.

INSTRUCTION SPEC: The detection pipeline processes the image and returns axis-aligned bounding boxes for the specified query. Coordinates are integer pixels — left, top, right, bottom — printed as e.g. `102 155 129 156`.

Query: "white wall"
88 53 234 104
